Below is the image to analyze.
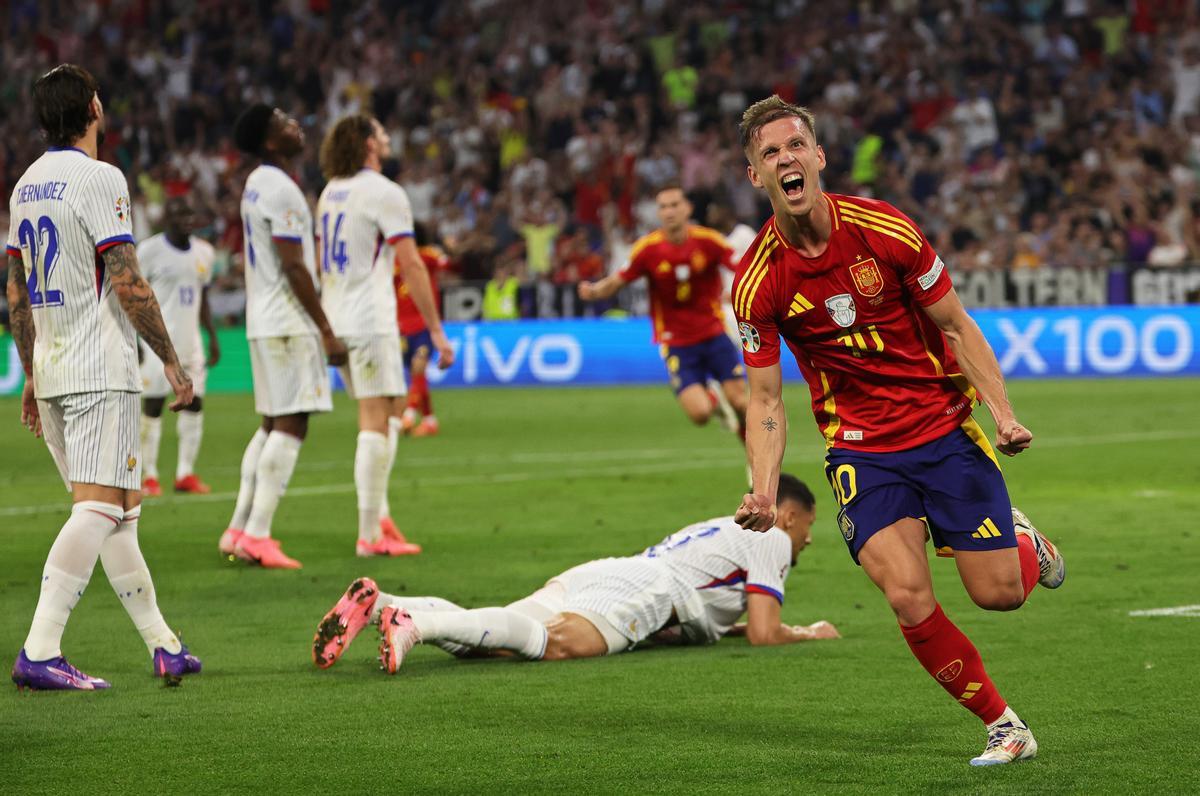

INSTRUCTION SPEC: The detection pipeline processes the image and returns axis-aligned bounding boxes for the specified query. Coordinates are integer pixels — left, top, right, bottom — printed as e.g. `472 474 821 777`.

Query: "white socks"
354 431 389 543
176 411 203 480
373 594 467 655
988 706 1026 730
381 416 403 519
229 428 269 530
408 607 548 660
100 505 181 655
244 431 302 539
140 416 162 480
23 501 123 661
372 594 465 623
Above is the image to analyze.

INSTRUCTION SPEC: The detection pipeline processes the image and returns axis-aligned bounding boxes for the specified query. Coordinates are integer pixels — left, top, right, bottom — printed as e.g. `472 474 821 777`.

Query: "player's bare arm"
273 237 348 367
394 236 454 369
7 252 40 435
921 288 1032 456
577 272 624 302
103 242 194 411
199 285 220 366
736 363 785 531
744 593 839 645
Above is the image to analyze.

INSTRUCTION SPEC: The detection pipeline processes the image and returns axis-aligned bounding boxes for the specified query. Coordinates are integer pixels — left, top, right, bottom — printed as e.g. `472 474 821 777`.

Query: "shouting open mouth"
781 171 805 201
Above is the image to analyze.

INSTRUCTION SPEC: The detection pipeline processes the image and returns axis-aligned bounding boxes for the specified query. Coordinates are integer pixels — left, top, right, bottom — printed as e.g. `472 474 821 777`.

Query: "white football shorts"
520 557 679 653
249 334 333 416
140 346 206 399
338 334 406 400
39 390 141 491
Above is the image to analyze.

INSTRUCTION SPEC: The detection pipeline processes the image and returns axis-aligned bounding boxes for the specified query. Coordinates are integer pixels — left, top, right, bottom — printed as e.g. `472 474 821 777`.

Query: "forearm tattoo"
6 254 35 375
761 417 779 432
102 243 178 366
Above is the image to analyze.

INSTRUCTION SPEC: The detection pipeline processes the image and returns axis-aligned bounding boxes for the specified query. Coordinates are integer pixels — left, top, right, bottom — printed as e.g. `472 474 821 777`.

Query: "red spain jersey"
732 193 973 452
619 225 734 347
394 245 444 335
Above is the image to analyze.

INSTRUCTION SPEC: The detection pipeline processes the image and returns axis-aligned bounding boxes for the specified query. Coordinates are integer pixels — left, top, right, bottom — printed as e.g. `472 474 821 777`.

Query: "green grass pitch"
1 379 1198 793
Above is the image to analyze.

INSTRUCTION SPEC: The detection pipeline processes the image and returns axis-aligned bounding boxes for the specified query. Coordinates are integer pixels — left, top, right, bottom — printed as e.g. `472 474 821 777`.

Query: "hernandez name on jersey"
732 194 974 452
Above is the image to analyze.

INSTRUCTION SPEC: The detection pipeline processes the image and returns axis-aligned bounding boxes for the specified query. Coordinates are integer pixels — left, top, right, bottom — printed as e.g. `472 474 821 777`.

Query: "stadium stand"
1 0 1198 323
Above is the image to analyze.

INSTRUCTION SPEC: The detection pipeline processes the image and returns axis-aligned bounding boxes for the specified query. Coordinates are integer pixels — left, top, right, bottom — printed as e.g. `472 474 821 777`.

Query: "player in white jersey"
7 65 200 690
312 474 838 674
315 114 454 557
138 195 220 497
217 104 349 570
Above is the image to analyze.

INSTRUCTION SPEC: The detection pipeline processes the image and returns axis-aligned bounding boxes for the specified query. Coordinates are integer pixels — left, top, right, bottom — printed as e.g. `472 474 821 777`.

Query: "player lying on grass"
313 474 839 673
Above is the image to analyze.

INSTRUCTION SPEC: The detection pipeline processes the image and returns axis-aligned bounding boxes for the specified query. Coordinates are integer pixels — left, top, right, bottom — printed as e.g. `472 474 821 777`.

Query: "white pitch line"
179 427 1200 478
1128 605 1200 618
198 444 745 475
4 425 1199 519
0 455 763 519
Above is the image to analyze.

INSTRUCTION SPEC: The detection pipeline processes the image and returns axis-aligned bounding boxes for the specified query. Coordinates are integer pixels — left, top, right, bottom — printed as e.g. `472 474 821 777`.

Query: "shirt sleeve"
731 255 780 368
198 241 216 287
79 166 135 252
375 182 415 244
879 204 952 306
617 244 648 283
745 529 792 604
264 181 309 243
708 235 735 270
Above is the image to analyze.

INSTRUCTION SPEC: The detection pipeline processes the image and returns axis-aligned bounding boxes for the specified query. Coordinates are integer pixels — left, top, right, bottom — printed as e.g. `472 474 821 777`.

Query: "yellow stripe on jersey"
734 231 777 319
733 232 774 316
912 319 946 377
836 201 922 245
628 231 664 263
840 214 923 253
819 370 840 447
738 240 777 320
825 195 840 231
688 225 731 248
960 416 1000 470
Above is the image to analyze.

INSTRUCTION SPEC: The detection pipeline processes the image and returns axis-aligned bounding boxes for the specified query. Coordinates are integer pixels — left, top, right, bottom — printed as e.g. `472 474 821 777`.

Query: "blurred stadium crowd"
2 0 1200 323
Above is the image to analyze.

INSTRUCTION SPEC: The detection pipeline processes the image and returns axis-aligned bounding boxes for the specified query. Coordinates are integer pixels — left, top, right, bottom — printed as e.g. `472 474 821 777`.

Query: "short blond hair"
739 96 816 154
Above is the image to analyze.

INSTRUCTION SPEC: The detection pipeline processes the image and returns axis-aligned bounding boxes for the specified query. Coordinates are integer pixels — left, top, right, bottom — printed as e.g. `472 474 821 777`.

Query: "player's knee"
540 636 573 661
971 583 1025 612
884 585 936 625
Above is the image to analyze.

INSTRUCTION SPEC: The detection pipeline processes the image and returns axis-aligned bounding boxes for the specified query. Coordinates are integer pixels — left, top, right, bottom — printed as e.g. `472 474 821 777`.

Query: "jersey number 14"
320 212 348 274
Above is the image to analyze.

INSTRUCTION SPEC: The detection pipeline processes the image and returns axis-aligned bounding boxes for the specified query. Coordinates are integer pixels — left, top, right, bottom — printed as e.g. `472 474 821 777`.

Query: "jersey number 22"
18 216 63 308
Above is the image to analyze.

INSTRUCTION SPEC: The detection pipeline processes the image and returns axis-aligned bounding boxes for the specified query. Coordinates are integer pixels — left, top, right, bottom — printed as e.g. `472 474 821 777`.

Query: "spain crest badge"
849 258 884 298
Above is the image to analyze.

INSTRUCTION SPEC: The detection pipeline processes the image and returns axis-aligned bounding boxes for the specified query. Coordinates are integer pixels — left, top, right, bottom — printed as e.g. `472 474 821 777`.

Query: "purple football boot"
153 644 202 679
12 649 111 691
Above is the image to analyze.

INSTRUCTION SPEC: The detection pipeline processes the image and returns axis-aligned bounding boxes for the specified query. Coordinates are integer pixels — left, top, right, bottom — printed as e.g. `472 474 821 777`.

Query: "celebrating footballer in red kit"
731 96 1067 767
579 185 748 435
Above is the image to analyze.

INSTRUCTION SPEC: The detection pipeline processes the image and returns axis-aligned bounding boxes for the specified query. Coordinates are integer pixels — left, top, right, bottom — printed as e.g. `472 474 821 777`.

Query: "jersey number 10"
18 216 64 308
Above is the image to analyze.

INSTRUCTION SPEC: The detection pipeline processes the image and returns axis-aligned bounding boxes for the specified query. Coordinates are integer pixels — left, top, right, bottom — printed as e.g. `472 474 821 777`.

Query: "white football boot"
970 707 1038 766
1012 507 1066 589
